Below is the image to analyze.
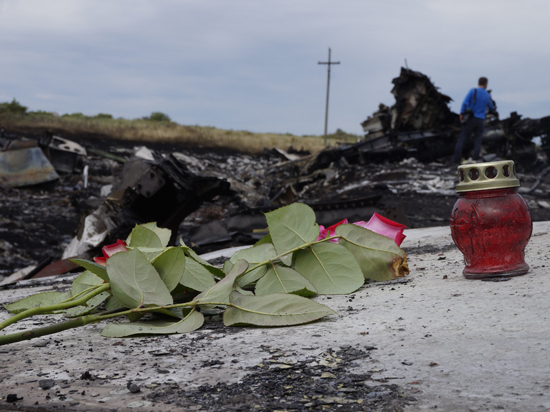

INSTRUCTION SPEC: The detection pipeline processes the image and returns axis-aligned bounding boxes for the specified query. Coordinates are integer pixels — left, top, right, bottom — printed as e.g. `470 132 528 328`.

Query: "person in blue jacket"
451 77 495 164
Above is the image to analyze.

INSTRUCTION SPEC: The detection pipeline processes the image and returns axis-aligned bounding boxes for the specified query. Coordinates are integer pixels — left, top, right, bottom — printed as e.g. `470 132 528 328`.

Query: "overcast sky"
1 0 550 136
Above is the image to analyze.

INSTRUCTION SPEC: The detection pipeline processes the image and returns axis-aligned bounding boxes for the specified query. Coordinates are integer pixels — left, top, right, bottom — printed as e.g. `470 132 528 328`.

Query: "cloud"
1 0 550 134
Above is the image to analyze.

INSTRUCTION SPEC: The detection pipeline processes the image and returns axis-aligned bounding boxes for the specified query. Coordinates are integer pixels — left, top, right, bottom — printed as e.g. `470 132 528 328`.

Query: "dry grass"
0 114 360 155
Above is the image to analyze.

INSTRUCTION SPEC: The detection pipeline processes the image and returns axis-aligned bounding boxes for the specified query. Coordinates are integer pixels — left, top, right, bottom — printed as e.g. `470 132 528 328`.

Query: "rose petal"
102 239 128 258
316 225 327 242
326 219 348 233
356 213 406 246
93 256 107 266
316 219 348 243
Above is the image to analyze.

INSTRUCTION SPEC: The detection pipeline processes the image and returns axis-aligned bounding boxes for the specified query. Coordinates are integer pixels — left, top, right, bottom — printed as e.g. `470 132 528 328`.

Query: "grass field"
0 110 361 155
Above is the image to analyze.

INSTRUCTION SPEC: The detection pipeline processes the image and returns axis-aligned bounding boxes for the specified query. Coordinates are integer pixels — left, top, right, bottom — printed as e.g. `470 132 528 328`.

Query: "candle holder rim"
455 160 520 193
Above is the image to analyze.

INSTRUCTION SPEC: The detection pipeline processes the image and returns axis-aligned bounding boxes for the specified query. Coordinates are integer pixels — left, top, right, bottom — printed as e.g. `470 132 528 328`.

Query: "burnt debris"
62 153 231 261
306 67 550 170
3 67 550 278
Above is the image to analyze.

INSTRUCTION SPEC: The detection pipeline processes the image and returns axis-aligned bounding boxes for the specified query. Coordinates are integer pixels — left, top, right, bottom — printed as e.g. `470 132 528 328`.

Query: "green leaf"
279 253 293 267
180 258 216 292
105 295 125 311
236 266 266 288
64 271 110 317
65 293 110 317
230 243 277 264
127 226 163 248
236 240 291 268
222 260 233 274
127 222 171 247
254 233 272 246
255 265 317 297
224 291 336 326
265 203 319 255
100 309 204 337
294 243 364 294
69 258 108 282
235 285 255 296
71 270 105 294
230 243 276 288
181 246 225 279
195 260 248 305
107 248 173 309
128 312 145 322
225 250 260 288
4 291 72 314
335 224 409 281
133 247 166 261
151 247 186 291
152 307 185 319
288 287 318 298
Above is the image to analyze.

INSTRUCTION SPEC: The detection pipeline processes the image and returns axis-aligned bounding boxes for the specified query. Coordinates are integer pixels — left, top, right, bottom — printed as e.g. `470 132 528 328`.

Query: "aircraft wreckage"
311 67 550 171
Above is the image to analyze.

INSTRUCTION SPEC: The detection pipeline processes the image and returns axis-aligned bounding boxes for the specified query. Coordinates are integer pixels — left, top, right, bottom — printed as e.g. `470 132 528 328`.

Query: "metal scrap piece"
0 147 59 187
46 135 87 173
63 153 231 260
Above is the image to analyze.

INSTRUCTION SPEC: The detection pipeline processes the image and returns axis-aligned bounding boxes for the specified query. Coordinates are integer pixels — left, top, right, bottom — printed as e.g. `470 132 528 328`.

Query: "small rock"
127 383 141 394
80 371 95 380
38 379 55 390
6 394 21 402
149 350 170 356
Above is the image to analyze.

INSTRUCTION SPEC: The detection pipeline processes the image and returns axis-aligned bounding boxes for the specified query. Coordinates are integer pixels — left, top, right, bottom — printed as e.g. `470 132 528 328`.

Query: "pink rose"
316 213 406 246
316 219 348 243
353 213 406 246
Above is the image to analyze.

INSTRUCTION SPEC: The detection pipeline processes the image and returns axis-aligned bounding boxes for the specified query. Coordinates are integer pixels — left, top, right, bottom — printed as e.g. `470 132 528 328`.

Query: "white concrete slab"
1 222 550 411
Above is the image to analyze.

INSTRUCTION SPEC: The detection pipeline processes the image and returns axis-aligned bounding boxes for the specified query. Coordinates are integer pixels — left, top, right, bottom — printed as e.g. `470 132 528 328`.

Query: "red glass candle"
450 160 532 279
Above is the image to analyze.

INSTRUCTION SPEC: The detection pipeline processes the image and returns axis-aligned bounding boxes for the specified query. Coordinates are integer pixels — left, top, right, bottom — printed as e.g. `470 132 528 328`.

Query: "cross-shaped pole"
318 48 340 145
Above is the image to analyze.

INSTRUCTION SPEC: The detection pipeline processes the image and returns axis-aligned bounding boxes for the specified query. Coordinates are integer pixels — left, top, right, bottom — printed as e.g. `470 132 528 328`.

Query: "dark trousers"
452 117 484 162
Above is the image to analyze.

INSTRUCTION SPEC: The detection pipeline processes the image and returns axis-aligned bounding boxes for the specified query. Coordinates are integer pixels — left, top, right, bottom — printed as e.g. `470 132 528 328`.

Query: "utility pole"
318 48 340 145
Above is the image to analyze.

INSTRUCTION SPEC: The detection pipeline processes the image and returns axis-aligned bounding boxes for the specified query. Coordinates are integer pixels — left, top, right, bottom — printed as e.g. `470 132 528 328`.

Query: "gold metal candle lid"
455 160 520 192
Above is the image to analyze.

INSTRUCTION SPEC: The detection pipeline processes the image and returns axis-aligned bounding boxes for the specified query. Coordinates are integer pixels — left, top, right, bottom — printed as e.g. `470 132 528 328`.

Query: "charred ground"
2 130 550 276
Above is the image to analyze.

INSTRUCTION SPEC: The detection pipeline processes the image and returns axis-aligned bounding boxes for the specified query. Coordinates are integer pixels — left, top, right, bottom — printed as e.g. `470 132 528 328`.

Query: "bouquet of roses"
0 203 408 345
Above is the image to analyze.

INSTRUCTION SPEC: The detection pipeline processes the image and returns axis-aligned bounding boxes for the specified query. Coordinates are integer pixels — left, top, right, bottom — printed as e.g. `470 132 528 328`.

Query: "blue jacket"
461 87 495 119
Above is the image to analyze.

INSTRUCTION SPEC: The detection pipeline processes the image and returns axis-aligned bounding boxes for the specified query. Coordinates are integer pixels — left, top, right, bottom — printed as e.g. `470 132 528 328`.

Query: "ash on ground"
144 345 415 411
